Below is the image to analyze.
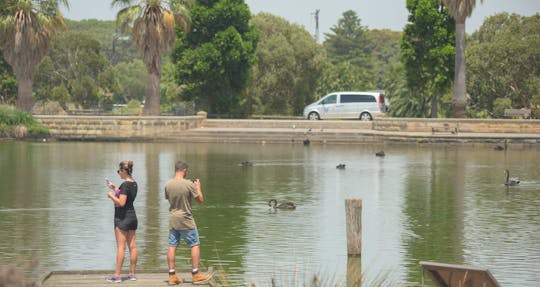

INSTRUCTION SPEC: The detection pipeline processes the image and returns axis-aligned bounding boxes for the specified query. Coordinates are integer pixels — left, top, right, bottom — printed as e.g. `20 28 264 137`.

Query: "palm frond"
116 5 143 33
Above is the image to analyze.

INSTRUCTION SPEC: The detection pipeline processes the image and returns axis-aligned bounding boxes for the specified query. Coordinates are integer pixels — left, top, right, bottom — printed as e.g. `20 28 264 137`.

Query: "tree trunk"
452 22 467 118
16 77 33 112
431 94 438 118
143 71 160 116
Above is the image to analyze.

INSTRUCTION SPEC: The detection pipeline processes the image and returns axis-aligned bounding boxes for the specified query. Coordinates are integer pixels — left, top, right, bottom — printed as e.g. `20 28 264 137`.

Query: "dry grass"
0 259 40 287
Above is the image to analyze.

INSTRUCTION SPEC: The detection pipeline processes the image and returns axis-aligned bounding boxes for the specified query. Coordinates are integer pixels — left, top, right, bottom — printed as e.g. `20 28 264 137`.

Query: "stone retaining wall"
373 118 540 134
34 115 540 141
35 115 205 141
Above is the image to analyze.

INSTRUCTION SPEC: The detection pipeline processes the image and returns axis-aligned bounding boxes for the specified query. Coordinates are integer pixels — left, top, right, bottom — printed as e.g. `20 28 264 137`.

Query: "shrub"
0 105 50 138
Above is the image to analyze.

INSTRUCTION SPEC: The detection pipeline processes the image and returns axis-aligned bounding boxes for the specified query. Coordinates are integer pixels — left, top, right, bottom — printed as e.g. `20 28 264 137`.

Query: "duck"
268 199 296 209
240 161 253 167
303 139 311 146
375 150 385 157
336 163 346 169
494 140 508 151
494 145 505 151
504 169 520 186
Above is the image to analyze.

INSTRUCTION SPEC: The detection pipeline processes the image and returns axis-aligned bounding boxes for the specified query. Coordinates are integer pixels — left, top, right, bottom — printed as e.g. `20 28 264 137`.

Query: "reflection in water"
0 141 539 286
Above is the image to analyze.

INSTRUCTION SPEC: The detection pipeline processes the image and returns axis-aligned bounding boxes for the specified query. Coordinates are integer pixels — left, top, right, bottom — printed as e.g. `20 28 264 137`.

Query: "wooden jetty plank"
41 269 214 287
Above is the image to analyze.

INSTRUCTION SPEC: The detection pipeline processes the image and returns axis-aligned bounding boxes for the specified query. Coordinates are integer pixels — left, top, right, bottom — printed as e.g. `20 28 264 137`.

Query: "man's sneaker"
106 275 122 283
168 273 182 285
192 271 213 284
127 274 137 281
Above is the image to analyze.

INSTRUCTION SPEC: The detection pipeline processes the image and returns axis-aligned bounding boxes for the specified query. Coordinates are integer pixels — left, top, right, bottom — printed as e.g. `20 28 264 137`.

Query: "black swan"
268 199 296 209
240 161 253 167
336 163 346 169
504 169 520 186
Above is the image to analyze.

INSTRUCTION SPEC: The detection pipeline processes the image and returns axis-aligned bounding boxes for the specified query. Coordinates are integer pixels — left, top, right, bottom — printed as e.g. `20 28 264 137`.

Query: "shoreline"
8 116 540 145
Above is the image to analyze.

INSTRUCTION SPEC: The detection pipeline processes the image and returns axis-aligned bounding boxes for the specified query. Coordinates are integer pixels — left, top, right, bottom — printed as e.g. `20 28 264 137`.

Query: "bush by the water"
0 105 50 138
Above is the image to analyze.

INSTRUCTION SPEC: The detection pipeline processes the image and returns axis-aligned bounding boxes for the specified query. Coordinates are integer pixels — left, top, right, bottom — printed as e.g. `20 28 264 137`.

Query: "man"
165 160 213 285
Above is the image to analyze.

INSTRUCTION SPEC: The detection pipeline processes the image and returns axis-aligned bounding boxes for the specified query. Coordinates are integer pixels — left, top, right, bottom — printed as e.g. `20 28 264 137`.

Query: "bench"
504 108 531 119
68 108 104 115
431 123 458 135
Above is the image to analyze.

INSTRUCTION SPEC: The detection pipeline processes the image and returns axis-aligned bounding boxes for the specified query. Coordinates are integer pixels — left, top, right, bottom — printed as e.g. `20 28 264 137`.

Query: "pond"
0 141 539 286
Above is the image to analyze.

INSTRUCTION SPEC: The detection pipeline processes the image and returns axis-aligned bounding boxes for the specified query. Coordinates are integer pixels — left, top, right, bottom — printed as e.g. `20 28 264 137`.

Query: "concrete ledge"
35 115 205 141
34 116 540 144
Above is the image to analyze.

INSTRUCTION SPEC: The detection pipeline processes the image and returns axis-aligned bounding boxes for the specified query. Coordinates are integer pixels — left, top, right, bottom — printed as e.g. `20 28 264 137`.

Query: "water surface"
0 141 539 286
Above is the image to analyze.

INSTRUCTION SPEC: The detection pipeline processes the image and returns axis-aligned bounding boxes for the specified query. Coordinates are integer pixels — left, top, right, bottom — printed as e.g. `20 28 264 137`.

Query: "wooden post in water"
345 199 362 255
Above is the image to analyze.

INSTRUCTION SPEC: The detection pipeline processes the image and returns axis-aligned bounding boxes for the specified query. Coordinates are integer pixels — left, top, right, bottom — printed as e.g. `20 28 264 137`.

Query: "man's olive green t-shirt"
165 178 199 230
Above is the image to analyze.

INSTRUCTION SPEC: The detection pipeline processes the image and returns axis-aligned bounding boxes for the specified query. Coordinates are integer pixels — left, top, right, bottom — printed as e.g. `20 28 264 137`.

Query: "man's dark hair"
175 161 188 172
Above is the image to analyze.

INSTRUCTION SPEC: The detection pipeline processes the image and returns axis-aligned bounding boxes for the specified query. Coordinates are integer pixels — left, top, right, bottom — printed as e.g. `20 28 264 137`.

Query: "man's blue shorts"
168 228 200 247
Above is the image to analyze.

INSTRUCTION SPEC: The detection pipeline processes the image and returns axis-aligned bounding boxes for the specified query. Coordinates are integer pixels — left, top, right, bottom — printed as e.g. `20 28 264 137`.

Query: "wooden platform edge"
38 268 214 284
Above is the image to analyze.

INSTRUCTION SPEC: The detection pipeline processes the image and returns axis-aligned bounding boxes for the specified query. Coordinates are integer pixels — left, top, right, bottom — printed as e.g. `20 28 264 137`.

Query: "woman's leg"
126 230 138 275
114 227 127 277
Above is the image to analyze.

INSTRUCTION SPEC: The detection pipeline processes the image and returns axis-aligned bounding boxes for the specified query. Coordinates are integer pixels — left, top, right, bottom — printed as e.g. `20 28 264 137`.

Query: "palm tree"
112 0 192 116
442 0 482 118
0 0 69 112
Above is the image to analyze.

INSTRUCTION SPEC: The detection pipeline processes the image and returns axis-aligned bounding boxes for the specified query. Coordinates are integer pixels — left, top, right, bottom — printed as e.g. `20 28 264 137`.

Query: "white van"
303 91 387 121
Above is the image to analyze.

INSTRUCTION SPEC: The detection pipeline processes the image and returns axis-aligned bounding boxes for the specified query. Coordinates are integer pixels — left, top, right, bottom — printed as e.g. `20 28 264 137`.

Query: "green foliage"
492 98 512 118
0 105 49 137
173 0 258 117
0 48 17 105
64 19 139 65
400 0 455 117
34 31 111 109
467 13 540 118
315 61 374 96
0 0 70 112
110 60 147 104
322 10 376 88
247 13 325 116
113 99 143 115
368 29 403 87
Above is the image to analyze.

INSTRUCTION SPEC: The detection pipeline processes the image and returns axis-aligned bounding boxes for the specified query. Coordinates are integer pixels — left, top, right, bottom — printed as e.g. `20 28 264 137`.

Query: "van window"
321 95 337 105
340 94 376 103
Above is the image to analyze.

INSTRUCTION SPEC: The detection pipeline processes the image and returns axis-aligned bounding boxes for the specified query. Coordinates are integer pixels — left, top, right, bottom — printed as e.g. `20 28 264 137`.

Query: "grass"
211 260 398 287
0 105 50 138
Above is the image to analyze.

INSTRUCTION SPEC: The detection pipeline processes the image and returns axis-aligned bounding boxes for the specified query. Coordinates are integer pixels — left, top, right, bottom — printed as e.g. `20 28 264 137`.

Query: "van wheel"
308 112 320 120
359 112 372 121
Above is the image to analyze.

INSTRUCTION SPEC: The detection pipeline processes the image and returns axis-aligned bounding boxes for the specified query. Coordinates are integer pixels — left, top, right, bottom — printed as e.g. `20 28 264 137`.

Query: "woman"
106 160 138 283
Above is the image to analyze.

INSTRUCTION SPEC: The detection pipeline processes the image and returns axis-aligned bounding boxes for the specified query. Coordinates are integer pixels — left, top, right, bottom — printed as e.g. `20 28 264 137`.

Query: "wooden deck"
40 269 215 287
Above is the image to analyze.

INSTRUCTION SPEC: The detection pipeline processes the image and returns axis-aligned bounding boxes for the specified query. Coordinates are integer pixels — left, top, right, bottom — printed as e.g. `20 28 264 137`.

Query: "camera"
190 179 197 183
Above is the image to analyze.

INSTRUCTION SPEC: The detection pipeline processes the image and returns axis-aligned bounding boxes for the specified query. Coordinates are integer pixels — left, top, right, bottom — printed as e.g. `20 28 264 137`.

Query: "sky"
62 0 540 37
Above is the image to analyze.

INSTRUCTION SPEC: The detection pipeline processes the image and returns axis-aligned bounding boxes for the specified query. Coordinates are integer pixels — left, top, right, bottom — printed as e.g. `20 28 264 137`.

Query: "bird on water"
504 169 520 186
268 199 296 209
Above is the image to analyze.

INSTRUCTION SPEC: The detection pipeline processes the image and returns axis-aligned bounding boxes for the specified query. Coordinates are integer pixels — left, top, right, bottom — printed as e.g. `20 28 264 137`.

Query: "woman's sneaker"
127 274 137 281
106 275 122 283
192 271 213 284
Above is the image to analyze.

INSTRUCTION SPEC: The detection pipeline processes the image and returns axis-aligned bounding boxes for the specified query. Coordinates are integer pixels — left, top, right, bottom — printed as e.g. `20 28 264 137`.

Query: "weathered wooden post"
345 198 362 255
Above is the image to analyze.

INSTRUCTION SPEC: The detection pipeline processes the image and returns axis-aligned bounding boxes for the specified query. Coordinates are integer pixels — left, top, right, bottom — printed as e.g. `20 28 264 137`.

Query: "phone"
105 178 111 185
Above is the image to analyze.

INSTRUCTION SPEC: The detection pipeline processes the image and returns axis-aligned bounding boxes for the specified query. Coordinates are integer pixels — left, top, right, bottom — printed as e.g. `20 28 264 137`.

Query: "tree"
248 13 324 116
112 0 193 116
467 13 540 118
401 0 455 117
442 0 483 118
324 10 373 67
0 0 69 112
323 10 375 86
34 31 110 109
173 0 258 117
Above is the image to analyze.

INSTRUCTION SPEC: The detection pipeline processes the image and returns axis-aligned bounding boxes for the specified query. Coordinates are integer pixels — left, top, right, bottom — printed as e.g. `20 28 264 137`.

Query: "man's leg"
167 230 182 285
167 245 177 270
190 245 200 271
